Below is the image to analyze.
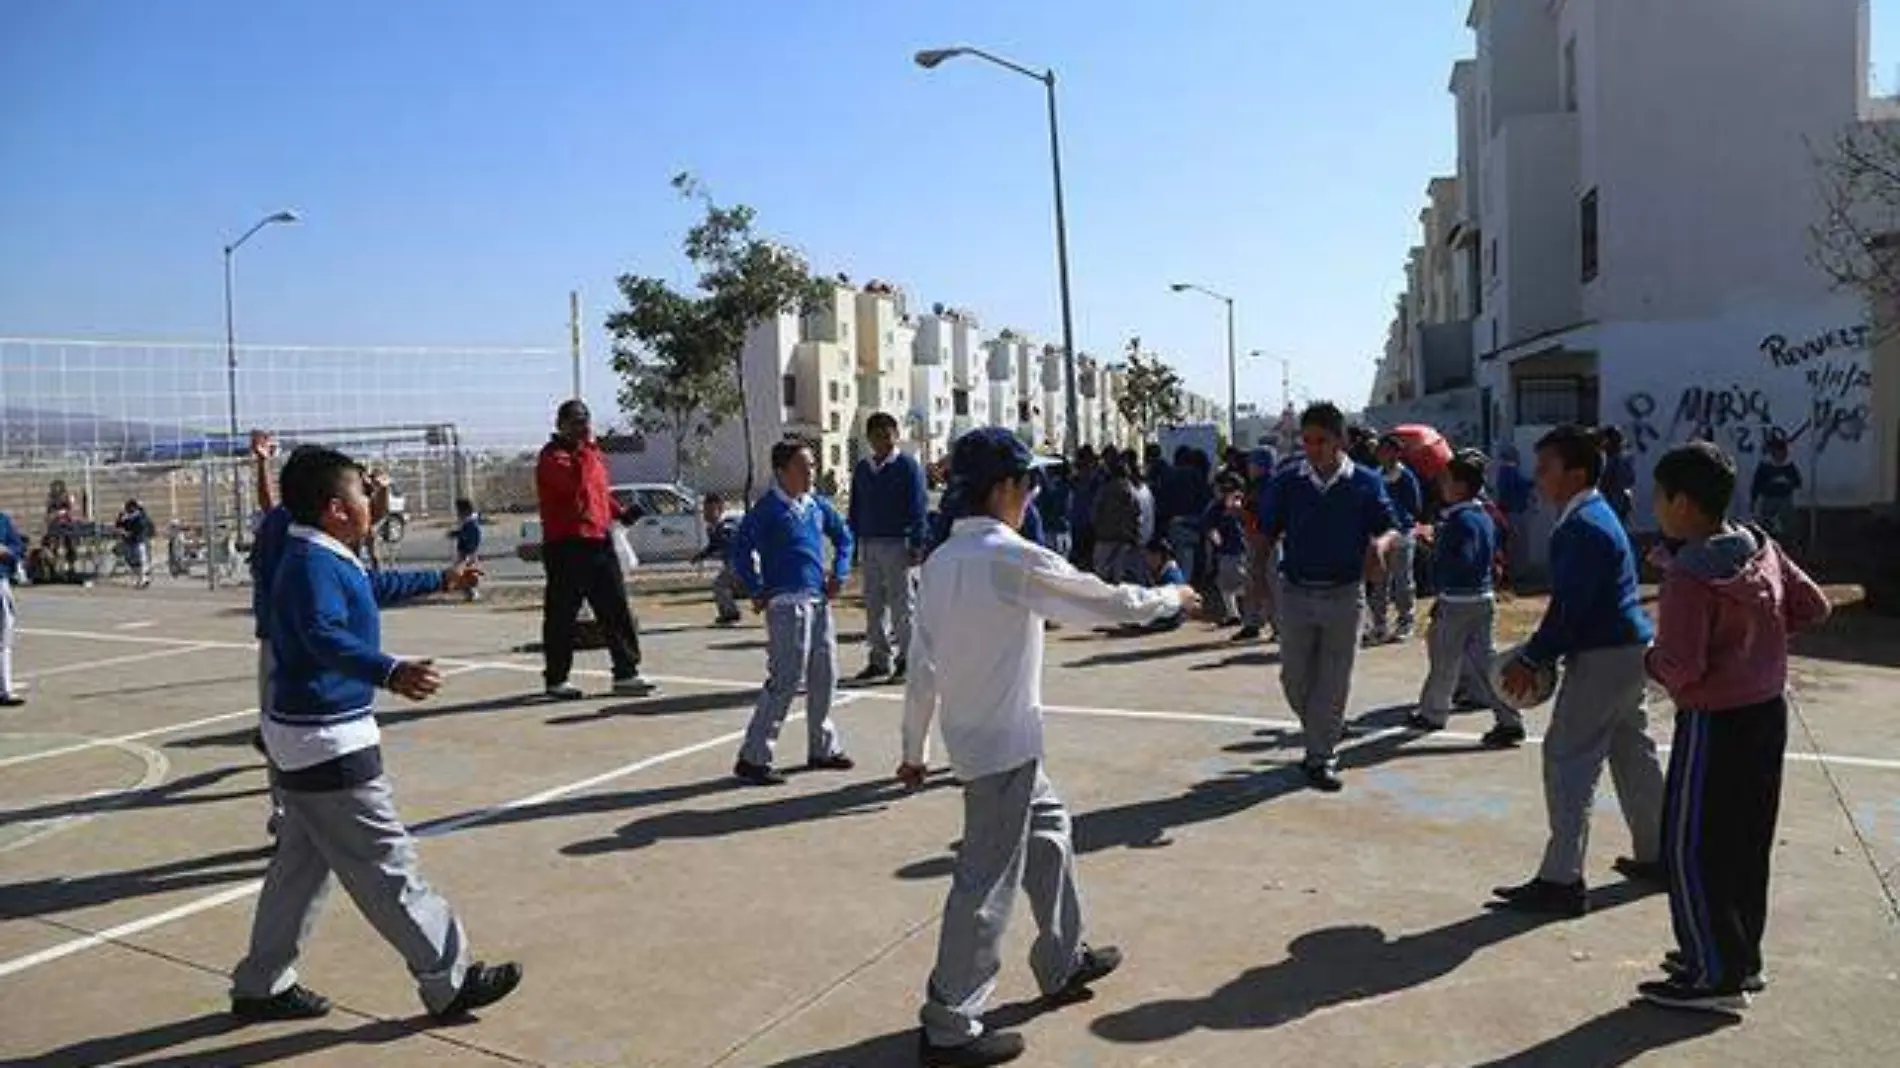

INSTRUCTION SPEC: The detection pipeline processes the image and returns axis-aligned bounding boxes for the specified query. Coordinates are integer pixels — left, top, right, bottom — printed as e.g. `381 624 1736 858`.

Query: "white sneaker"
545 683 586 701
612 674 658 697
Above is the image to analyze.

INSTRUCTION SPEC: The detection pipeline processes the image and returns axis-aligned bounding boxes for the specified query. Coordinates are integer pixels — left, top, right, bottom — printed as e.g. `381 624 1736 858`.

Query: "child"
249 432 295 839
0 509 23 706
1493 444 1536 590
1204 474 1249 627
229 445 518 1023
1495 424 1665 918
1366 433 1422 644
848 412 928 683
1234 447 1280 644
899 427 1197 1067
693 492 743 626
729 438 857 786
1257 403 1401 792
1636 441 1829 1014
1749 434 1802 542
448 498 483 602
1140 539 1188 633
1411 452 1525 747
116 498 155 588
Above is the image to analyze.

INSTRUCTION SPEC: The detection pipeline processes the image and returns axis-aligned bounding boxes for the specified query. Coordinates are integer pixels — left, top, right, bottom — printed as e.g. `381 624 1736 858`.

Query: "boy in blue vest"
730 438 857 786
230 446 519 1023
448 498 483 602
0 508 23 706
1256 402 1401 793
1366 432 1423 644
1411 451 1524 746
1494 424 1666 917
849 412 928 683
1204 473 1249 626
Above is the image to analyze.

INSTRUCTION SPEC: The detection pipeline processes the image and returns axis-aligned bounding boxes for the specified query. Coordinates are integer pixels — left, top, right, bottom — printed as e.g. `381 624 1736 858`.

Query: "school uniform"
1090 477 1144 584
0 512 23 702
1415 501 1520 730
1257 457 1398 774
232 526 474 1015
729 486 854 770
250 506 294 830
904 515 1183 1051
1204 503 1249 623
850 450 928 675
1368 462 1422 638
1519 489 1665 886
696 515 743 622
451 514 482 600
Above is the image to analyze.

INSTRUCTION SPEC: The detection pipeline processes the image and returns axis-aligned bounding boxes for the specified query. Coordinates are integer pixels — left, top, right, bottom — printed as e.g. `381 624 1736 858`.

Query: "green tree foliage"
1114 335 1185 440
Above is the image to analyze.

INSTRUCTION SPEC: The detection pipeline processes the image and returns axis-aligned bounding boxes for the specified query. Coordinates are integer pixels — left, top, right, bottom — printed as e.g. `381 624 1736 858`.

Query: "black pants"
541 537 641 685
1663 695 1786 989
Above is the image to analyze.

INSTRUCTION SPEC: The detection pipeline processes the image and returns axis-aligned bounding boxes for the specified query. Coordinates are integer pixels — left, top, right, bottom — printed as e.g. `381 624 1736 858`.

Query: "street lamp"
916 45 1081 456
222 209 298 527
1170 282 1237 444
1250 349 1295 415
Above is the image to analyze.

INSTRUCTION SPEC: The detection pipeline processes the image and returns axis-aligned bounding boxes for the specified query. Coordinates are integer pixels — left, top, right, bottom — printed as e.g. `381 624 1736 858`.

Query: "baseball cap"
950 427 1034 490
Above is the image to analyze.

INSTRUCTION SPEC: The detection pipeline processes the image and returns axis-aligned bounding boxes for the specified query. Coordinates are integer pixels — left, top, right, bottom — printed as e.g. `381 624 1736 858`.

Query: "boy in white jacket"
897 428 1200 1067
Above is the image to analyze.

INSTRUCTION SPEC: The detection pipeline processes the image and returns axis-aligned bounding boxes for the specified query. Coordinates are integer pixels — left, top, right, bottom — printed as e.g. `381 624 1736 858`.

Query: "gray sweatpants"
1536 644 1666 884
0 578 15 697
1367 534 1416 634
738 597 842 767
1416 598 1522 729
710 564 742 621
859 538 915 672
921 760 1084 1047
1241 540 1278 631
257 643 285 834
1214 553 1246 622
1277 582 1365 769
231 775 470 1013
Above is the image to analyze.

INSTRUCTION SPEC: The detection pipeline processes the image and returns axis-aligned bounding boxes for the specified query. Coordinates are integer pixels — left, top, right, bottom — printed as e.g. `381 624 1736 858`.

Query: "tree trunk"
736 353 757 507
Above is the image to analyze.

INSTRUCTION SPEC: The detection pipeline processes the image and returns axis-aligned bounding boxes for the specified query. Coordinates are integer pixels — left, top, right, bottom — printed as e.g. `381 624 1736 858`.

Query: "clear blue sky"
4 0 1898 426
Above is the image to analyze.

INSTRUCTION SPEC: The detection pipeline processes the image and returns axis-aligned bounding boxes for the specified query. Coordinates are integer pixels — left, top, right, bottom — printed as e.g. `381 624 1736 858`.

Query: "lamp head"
269 210 301 224
1170 283 1192 293
914 48 964 69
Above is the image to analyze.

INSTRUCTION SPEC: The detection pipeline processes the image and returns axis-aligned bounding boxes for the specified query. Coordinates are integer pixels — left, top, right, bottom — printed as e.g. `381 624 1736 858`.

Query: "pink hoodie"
1645 525 1831 712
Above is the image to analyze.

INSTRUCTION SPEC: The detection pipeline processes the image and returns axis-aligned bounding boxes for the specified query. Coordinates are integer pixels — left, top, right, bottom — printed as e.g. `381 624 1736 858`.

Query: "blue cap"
950 427 1034 490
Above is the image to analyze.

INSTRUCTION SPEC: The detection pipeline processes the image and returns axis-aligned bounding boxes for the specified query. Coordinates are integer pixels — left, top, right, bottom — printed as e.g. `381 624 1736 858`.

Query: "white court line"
22 643 221 682
19 627 252 651
114 620 158 631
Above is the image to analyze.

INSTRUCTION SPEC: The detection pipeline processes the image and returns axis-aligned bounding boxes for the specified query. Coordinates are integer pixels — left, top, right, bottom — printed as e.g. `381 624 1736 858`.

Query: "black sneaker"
1637 978 1749 1016
232 984 332 1021
734 760 787 786
0 694 24 708
1480 723 1528 749
806 753 856 772
714 614 742 627
891 657 907 682
852 664 891 684
1490 877 1587 918
1045 944 1124 1007
1663 951 1767 993
1231 625 1262 642
1404 712 1445 732
1301 762 1344 793
1613 856 1667 884
431 961 524 1021
918 1029 1026 1067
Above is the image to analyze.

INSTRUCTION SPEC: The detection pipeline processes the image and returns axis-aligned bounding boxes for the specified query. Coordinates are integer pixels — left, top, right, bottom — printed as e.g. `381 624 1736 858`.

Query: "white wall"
1492 111 1582 347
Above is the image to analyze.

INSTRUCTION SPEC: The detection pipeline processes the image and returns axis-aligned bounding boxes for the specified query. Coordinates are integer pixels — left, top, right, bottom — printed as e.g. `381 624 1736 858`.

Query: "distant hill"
0 407 213 458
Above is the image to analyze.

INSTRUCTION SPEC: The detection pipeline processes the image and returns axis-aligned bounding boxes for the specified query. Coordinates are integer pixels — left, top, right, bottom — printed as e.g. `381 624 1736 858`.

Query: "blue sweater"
1382 463 1423 531
268 532 443 726
250 506 293 640
1036 476 1073 535
848 452 928 547
731 490 853 599
1257 461 1398 586
1432 501 1495 597
1203 502 1247 558
451 515 482 556
1522 492 1654 664
1069 469 1103 533
1495 464 1535 515
0 512 22 581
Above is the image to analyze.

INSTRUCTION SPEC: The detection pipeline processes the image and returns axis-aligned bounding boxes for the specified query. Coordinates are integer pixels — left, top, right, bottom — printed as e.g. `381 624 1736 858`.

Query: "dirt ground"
1 580 1896 1067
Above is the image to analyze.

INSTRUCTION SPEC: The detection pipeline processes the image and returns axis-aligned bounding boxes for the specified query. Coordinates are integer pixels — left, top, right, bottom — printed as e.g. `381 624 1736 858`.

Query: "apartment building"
984 335 1024 444
944 308 991 436
854 284 916 450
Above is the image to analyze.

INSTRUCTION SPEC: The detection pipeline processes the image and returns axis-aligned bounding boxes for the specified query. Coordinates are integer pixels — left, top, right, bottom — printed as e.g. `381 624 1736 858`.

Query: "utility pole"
569 290 584 400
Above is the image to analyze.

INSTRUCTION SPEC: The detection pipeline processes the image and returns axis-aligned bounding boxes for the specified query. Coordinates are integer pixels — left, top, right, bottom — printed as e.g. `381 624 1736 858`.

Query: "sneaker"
1637 978 1749 1016
1613 856 1667 884
1231 625 1262 642
1405 712 1446 732
1480 723 1527 749
1044 944 1124 1007
1217 617 1244 629
431 961 524 1021
852 664 891 684
232 984 332 1021
714 614 741 627
733 760 787 786
0 694 24 708
1662 951 1767 993
806 753 856 772
918 1029 1026 1067
891 657 907 682
612 674 658 697
1301 762 1344 793
545 682 585 702
1491 877 1587 918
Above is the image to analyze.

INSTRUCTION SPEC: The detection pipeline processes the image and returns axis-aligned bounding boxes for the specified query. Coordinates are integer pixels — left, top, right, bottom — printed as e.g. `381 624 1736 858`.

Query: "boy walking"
1257 403 1401 793
449 498 482 602
694 492 743 626
730 439 857 786
0 509 23 707
1410 452 1524 747
230 446 519 1022
1496 424 1666 917
900 428 1198 1067
1204 474 1249 627
849 412 928 683
1366 433 1422 644
1637 442 1830 1013
1233 447 1279 643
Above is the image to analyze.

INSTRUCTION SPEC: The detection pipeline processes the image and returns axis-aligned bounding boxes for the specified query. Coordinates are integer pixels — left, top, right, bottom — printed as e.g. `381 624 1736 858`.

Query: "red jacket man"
533 401 655 700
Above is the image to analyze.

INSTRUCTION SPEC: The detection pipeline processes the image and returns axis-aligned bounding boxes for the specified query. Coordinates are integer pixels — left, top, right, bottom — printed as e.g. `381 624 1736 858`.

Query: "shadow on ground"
0 844 271 921
561 773 955 856
0 766 267 828
19 1012 428 1068
543 688 760 726
751 995 1060 1068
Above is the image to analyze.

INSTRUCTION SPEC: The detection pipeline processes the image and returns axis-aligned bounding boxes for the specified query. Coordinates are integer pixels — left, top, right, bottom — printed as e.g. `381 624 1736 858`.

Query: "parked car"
515 483 735 564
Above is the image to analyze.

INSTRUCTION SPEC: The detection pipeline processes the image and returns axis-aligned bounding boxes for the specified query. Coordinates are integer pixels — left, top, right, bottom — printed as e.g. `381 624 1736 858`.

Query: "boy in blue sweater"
849 412 928 683
731 438 857 786
1494 424 1665 918
1204 474 1249 626
1411 452 1524 745
1257 403 1402 793
1366 433 1423 644
694 492 744 625
0 509 23 706
230 446 520 1023
448 498 483 602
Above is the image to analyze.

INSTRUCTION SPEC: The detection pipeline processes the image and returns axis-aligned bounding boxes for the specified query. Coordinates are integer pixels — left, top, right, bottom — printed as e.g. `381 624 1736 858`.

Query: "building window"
828 412 840 432
1580 188 1599 282
781 374 797 407
953 389 969 416
1515 375 1598 426
827 380 839 403
1563 38 1578 112
830 444 842 467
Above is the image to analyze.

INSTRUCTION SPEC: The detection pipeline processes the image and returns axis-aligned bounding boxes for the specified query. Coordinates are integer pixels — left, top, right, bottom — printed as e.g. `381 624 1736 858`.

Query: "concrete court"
0 582 1896 1068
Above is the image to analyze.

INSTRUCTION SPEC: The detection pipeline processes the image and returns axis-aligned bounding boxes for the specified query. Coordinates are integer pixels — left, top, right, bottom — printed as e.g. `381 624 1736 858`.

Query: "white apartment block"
984 336 1024 443
854 285 916 445
944 308 990 436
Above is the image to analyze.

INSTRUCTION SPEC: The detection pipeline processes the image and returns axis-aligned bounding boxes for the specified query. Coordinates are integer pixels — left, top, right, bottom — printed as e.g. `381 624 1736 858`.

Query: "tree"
1812 123 1900 333
607 173 827 505
1114 335 1185 440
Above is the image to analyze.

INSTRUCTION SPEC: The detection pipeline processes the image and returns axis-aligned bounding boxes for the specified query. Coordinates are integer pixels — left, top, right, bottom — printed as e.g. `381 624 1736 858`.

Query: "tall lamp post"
1170 282 1237 444
223 209 299 524
916 45 1080 455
